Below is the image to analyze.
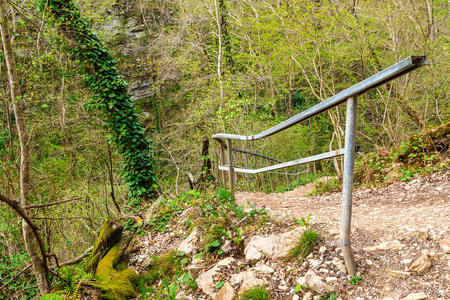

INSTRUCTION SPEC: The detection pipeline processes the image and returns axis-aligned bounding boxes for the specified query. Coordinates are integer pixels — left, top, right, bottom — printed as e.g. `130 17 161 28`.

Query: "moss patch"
91 243 138 299
85 218 123 273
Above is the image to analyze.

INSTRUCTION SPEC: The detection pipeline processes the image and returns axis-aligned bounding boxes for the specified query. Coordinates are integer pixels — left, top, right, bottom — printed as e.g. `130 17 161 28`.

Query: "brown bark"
0 1 50 293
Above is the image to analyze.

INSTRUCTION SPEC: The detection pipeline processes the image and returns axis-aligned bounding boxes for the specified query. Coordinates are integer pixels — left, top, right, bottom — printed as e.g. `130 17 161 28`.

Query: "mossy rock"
85 218 123 273
90 244 138 300
398 121 450 162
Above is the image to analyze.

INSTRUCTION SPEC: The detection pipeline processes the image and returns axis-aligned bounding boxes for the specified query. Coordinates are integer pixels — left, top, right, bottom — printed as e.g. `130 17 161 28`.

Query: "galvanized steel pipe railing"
212 56 428 275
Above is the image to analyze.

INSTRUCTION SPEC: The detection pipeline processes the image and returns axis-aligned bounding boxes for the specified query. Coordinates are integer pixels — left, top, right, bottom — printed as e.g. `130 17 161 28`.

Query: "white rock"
178 228 199 255
305 269 334 294
216 257 235 268
400 292 428 300
302 292 313 300
364 240 405 251
196 257 235 298
230 273 243 285
252 264 275 273
319 268 329 273
325 276 338 284
401 258 412 264
439 238 450 253
319 246 327 253
239 271 267 294
309 259 321 267
244 227 304 262
296 276 307 287
196 267 218 298
292 295 299 300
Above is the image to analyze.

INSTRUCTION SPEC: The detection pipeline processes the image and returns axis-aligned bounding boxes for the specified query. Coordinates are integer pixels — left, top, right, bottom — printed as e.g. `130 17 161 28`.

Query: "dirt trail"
236 171 450 299
237 171 449 237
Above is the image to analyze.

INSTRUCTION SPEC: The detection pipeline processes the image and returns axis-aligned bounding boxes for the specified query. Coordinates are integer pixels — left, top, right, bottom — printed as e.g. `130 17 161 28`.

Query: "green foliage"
310 178 342 195
42 0 157 206
295 213 312 227
140 251 196 299
318 294 337 300
239 286 271 300
288 228 319 260
349 275 362 285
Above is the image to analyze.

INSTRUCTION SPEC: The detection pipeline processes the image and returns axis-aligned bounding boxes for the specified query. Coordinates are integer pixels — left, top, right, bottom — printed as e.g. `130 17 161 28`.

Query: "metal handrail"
213 56 427 276
212 56 427 142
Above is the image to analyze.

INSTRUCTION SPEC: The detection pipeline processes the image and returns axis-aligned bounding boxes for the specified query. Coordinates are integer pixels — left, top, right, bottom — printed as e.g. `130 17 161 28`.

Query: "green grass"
288 228 319 259
239 286 271 300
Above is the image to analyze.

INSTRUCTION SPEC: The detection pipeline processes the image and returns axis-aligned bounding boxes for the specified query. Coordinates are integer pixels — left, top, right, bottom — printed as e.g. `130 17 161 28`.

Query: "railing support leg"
244 153 251 191
226 139 235 200
219 141 226 187
340 95 357 275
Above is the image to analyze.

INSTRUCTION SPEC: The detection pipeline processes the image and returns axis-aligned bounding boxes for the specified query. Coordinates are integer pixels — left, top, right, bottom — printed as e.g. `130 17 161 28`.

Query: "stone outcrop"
408 254 432 275
304 269 334 294
178 228 199 255
244 227 304 262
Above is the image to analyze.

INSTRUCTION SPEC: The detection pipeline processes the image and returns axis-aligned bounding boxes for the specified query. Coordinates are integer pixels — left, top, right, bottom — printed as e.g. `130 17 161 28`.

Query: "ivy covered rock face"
41 0 157 206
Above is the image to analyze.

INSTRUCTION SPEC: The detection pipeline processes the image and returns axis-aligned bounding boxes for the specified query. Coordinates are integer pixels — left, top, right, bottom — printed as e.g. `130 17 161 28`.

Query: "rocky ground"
131 170 449 300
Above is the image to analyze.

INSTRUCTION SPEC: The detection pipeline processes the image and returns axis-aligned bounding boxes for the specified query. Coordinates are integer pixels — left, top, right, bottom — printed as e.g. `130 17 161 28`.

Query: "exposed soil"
236 170 450 299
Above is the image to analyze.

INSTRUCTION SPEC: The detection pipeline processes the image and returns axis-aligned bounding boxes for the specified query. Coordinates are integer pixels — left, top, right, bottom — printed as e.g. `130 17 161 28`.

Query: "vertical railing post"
244 153 251 191
226 139 235 200
340 95 357 275
219 141 226 187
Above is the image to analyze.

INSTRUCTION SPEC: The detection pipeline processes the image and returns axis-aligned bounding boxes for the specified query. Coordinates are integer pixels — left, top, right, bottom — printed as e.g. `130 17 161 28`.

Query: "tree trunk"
0 1 50 293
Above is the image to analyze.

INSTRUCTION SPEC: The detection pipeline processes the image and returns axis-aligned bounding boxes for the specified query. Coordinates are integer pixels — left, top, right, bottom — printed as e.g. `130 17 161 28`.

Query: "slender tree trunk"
0 1 50 293
214 0 224 99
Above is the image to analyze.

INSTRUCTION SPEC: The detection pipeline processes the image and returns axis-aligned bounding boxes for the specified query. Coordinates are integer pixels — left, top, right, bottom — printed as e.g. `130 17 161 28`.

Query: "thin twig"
24 197 82 209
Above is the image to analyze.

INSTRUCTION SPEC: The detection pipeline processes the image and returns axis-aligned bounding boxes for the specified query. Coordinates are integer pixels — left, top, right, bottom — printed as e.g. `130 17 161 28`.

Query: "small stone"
367 259 373 265
319 246 327 253
305 269 334 294
252 265 274 273
417 230 430 242
319 268 329 273
309 259 321 267
400 292 427 300
364 240 405 251
175 290 194 300
325 276 338 284
408 254 432 274
178 228 199 255
333 260 347 273
215 282 235 300
439 238 450 253
244 245 262 263
302 291 313 300
220 240 233 254
296 276 307 286
187 264 203 279
239 271 267 294
387 270 411 278
292 295 300 300
400 259 412 264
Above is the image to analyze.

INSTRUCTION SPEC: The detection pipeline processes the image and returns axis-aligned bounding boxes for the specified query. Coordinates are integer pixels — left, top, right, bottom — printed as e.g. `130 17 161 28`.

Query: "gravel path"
236 171 450 299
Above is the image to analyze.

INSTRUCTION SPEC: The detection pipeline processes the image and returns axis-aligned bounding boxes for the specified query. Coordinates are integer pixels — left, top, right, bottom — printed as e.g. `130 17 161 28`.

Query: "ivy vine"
40 0 157 206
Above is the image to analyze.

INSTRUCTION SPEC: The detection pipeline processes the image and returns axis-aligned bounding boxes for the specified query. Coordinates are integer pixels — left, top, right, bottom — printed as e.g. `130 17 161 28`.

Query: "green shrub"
288 229 319 259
